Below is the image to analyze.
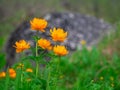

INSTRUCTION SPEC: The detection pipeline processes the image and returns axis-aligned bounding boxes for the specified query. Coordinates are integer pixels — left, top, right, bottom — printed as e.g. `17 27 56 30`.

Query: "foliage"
1 45 120 89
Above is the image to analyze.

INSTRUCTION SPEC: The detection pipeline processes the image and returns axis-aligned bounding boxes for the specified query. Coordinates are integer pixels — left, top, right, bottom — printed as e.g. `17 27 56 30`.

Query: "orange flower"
53 45 68 56
0 72 6 78
50 28 67 42
26 68 33 73
13 40 30 53
9 68 16 78
37 38 52 50
30 18 47 32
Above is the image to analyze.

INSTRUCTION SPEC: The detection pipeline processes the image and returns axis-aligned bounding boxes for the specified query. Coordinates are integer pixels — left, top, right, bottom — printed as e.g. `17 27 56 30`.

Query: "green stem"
5 68 10 90
20 52 24 88
47 67 51 90
57 56 61 74
55 56 61 89
35 41 39 77
20 64 23 88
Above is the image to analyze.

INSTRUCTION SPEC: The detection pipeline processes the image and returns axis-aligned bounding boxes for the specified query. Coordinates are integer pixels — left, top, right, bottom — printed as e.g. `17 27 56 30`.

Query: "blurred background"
0 0 120 50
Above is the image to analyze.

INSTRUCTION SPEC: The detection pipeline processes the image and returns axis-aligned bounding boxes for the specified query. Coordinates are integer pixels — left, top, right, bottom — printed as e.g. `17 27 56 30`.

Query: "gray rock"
5 12 114 68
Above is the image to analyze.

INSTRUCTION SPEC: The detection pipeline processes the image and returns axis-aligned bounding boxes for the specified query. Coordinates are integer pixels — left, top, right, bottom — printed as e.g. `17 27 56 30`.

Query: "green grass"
98 22 120 56
0 46 120 90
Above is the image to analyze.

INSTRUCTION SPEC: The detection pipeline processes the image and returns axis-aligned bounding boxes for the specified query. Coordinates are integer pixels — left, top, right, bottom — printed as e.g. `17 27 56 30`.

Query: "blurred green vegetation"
1 46 120 89
1 0 120 22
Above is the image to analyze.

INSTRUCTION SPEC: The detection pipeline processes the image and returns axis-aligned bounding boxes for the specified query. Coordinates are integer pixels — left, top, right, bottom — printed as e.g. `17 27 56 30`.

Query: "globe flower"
9 68 16 78
30 18 47 32
50 28 67 42
53 45 68 56
37 38 52 50
0 72 6 78
13 40 30 53
26 68 33 73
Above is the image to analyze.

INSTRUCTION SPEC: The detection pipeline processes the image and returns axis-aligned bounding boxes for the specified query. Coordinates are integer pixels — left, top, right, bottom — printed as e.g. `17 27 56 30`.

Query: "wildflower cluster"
0 66 33 79
0 69 16 79
30 18 68 79
13 17 68 56
0 17 69 89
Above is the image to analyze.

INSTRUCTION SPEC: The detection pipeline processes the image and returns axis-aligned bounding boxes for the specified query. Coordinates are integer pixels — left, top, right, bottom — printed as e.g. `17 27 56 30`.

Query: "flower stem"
20 64 23 88
20 52 24 88
55 56 61 89
57 56 61 73
35 40 39 77
47 67 51 90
